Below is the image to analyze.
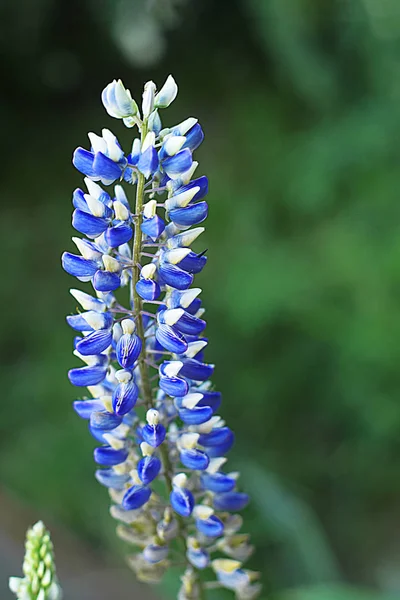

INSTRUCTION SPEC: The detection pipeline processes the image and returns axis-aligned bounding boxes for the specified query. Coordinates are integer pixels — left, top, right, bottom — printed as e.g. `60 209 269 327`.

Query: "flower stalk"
62 76 260 599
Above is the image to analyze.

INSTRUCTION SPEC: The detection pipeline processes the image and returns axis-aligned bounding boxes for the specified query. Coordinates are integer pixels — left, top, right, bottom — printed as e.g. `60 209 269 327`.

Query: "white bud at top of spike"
143 199 157 219
154 75 178 109
141 263 157 279
172 473 187 488
163 361 183 378
102 255 120 272
162 135 186 157
140 442 155 456
101 79 138 120
115 369 132 383
193 505 214 520
113 200 130 221
121 319 135 335
142 81 157 118
146 409 160 425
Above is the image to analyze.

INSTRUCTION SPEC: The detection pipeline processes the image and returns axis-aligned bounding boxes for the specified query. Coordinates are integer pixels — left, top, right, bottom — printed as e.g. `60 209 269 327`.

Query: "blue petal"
135 278 161 301
180 448 209 470
185 297 202 315
93 270 121 292
95 468 130 489
163 149 192 178
122 485 152 510
72 209 109 237
66 314 93 332
137 146 159 179
141 423 166 447
141 215 165 241
200 472 236 493
62 252 98 278
156 324 188 354
196 391 222 413
137 455 161 484
179 359 214 381
203 432 235 458
198 427 232 447
213 492 250 512
73 399 105 419
169 202 208 226
182 123 204 152
170 487 194 517
112 380 139 415
172 312 206 336
158 262 194 290
68 366 107 386
159 375 189 397
178 251 207 274
116 333 142 368
90 410 123 430
94 446 128 466
75 329 113 356
195 515 224 537
93 152 124 183
72 188 88 211
105 224 133 247
178 405 213 425
73 148 96 178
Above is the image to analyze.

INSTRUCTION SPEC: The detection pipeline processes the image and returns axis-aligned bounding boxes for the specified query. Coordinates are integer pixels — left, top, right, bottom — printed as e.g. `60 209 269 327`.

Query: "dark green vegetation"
1 0 400 597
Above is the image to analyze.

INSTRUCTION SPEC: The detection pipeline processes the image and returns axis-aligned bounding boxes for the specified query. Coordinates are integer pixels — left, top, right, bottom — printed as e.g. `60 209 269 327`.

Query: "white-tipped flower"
155 75 178 109
141 263 157 279
121 318 136 335
113 200 130 221
101 79 139 122
142 81 157 118
9 521 62 600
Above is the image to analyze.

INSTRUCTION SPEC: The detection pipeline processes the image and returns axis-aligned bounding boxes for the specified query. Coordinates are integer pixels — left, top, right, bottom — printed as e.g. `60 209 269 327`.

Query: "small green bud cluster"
9 521 62 600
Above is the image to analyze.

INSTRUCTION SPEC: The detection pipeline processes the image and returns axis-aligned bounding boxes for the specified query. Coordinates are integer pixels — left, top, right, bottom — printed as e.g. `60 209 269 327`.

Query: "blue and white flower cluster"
62 76 260 599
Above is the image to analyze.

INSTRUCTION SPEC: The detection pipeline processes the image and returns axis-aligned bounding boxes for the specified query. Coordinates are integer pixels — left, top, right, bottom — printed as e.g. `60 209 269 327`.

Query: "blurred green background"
1 0 400 598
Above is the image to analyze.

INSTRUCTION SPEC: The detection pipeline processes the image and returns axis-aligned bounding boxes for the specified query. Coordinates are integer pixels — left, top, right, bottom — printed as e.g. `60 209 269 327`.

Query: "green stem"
130 120 206 599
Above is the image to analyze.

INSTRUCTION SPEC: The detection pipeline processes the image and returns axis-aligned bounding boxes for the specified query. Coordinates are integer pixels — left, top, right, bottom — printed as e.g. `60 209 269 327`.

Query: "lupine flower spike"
9 521 62 600
62 75 260 599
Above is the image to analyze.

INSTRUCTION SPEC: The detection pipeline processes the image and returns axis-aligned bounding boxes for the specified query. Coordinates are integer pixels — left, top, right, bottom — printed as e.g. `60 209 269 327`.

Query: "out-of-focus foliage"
1 0 400 598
